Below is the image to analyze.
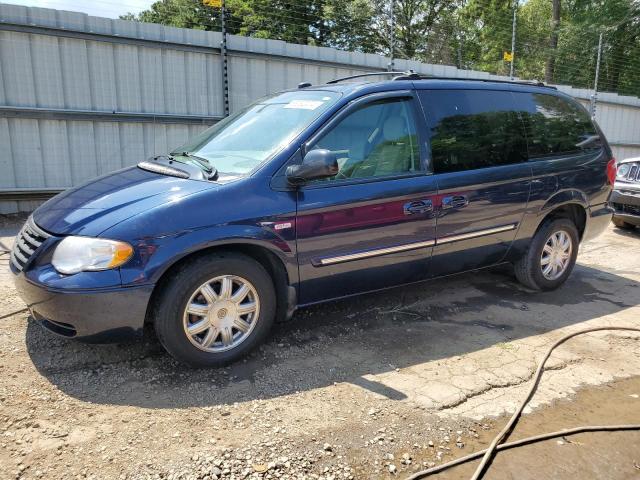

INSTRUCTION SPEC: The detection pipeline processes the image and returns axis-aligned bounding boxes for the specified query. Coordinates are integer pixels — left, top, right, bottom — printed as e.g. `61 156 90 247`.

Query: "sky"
3 0 155 19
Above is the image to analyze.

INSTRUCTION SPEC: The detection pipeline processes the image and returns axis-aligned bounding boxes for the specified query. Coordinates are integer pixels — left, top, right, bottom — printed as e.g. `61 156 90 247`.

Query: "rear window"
511 92 601 159
419 89 528 173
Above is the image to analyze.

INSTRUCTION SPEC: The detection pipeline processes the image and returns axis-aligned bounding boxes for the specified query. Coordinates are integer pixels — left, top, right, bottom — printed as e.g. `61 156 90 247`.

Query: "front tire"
514 218 579 291
153 252 276 367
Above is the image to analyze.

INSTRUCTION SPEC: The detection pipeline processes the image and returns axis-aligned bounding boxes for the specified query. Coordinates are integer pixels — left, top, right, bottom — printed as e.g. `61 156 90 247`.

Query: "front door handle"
404 199 433 215
442 195 469 210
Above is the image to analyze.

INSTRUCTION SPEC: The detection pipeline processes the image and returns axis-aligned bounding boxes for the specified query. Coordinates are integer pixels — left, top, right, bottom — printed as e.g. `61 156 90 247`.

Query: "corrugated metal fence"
1 3 639 213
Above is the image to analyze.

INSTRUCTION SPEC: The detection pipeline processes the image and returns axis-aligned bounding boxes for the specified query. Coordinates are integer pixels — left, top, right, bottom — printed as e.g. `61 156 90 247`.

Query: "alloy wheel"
540 230 573 281
182 275 260 353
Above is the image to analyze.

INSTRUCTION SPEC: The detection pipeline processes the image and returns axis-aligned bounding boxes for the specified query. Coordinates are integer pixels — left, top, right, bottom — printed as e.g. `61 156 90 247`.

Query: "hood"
33 167 216 236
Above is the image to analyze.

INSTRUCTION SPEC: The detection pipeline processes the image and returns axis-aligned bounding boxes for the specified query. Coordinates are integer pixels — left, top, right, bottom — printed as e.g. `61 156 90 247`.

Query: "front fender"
114 224 298 287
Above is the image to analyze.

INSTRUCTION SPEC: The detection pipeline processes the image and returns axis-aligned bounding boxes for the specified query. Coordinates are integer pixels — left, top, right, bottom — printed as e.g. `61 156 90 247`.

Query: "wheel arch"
509 196 588 262
537 202 587 239
145 241 296 326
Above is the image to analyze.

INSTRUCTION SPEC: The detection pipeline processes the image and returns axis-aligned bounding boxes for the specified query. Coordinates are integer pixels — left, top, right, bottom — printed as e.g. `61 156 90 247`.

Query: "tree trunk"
545 0 561 83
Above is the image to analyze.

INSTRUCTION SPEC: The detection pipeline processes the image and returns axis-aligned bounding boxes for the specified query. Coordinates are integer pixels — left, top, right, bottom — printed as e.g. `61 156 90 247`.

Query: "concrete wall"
1 3 639 213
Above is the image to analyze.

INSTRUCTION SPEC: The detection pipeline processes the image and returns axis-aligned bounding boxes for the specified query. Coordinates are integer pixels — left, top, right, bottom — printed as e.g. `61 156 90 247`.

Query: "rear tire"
153 252 276 367
514 218 579 291
612 217 635 230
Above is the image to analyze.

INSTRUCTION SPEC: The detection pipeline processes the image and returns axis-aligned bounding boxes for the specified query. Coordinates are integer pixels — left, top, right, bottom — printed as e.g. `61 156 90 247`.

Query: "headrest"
383 116 406 141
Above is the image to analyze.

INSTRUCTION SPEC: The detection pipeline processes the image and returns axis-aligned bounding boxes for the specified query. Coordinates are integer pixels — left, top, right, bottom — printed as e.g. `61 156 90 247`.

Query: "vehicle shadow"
610 225 640 240
25 262 640 408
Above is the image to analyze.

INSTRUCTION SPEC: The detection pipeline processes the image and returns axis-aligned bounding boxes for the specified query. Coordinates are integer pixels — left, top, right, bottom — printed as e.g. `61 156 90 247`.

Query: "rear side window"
419 89 528 173
511 92 601 159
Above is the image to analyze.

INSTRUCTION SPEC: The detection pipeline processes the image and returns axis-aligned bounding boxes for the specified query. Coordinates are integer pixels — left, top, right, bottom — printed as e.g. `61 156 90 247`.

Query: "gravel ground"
1 215 639 480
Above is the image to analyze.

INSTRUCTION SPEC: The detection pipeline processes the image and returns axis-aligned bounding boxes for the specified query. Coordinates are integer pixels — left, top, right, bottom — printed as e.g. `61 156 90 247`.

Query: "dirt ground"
1 216 639 480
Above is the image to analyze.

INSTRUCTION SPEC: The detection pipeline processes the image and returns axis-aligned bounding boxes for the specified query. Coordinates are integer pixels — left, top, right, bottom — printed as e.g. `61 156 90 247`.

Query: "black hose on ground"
406 326 640 480
406 424 640 479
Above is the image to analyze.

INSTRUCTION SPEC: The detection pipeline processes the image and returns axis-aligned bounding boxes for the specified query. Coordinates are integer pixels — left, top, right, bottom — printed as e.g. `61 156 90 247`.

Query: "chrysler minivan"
11 73 616 366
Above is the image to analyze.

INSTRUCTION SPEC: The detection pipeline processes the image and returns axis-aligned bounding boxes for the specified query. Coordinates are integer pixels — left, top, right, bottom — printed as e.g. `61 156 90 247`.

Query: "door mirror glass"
286 149 339 185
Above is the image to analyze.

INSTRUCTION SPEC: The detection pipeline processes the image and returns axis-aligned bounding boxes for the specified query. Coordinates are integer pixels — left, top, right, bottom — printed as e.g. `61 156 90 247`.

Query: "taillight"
606 157 617 185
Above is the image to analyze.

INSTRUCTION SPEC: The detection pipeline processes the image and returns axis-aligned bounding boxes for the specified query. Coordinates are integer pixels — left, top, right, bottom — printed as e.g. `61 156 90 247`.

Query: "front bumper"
13 271 154 342
611 189 640 226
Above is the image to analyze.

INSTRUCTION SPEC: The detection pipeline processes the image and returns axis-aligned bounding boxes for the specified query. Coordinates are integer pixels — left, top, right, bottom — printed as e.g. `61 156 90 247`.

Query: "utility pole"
387 0 395 71
220 0 229 116
509 0 517 79
545 0 560 83
591 32 603 119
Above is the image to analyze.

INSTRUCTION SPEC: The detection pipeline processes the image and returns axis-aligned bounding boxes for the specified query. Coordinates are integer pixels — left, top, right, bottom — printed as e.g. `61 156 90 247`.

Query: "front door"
417 88 532 276
295 91 438 304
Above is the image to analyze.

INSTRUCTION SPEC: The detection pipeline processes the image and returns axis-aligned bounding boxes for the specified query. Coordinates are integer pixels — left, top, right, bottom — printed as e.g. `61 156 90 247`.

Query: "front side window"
512 92 601 159
306 97 421 182
419 89 528 174
172 90 341 174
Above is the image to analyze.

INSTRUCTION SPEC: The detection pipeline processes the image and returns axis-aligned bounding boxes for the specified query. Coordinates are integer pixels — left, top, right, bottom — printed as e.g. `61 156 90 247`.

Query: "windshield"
172 90 341 174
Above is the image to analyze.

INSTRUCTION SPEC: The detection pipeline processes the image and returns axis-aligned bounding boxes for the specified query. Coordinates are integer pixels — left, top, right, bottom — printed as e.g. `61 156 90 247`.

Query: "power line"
5 0 638 97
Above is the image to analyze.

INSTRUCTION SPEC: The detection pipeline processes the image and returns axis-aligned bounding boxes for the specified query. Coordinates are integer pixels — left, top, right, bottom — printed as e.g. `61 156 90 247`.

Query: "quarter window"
419 90 528 173
512 92 601 158
306 97 421 181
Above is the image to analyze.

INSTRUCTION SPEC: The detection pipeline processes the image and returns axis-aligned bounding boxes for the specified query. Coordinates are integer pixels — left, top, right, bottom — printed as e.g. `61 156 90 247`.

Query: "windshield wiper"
175 152 218 180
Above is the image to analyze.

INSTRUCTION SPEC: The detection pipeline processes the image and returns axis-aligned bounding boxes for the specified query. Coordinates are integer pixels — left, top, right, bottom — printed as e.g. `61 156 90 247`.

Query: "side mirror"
286 149 338 186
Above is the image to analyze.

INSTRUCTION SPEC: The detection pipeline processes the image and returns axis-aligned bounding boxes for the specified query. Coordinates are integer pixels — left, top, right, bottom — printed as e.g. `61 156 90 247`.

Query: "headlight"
616 164 630 179
52 236 133 274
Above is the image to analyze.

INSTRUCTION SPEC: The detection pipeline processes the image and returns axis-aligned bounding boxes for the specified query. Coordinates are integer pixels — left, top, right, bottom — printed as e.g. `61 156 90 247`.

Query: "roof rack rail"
325 71 408 84
325 69 556 89
392 71 556 89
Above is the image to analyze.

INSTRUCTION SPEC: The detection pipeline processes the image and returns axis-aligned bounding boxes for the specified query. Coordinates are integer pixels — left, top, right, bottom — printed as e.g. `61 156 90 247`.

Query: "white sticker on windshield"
284 99 324 110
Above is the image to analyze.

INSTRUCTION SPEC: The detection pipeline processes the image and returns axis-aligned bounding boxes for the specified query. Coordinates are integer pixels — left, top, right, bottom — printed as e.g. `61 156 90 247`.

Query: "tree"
456 0 516 76
226 0 328 46
549 0 640 94
393 0 458 60
121 0 238 32
121 0 640 97
322 0 378 52
516 0 552 81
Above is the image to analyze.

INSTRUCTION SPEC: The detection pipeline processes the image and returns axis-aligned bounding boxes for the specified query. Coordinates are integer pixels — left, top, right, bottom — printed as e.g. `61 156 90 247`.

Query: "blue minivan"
11 73 616 366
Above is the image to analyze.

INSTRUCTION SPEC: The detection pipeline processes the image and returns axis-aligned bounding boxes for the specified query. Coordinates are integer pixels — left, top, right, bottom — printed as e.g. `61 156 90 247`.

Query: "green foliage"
551 0 640 94
122 0 640 97
225 0 327 45
122 0 223 31
457 0 515 75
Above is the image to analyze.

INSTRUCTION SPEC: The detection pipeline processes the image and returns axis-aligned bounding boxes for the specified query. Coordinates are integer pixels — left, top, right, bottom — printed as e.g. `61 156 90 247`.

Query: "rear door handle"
404 199 433 215
442 195 469 210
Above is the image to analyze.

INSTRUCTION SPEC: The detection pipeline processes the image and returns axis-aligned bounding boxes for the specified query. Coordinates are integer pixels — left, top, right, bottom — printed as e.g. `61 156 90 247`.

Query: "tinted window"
307 97 421 181
512 92 601 159
419 89 528 173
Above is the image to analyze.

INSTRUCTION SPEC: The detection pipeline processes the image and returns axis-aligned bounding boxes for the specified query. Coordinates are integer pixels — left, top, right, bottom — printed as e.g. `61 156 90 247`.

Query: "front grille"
10 217 50 272
614 202 640 217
